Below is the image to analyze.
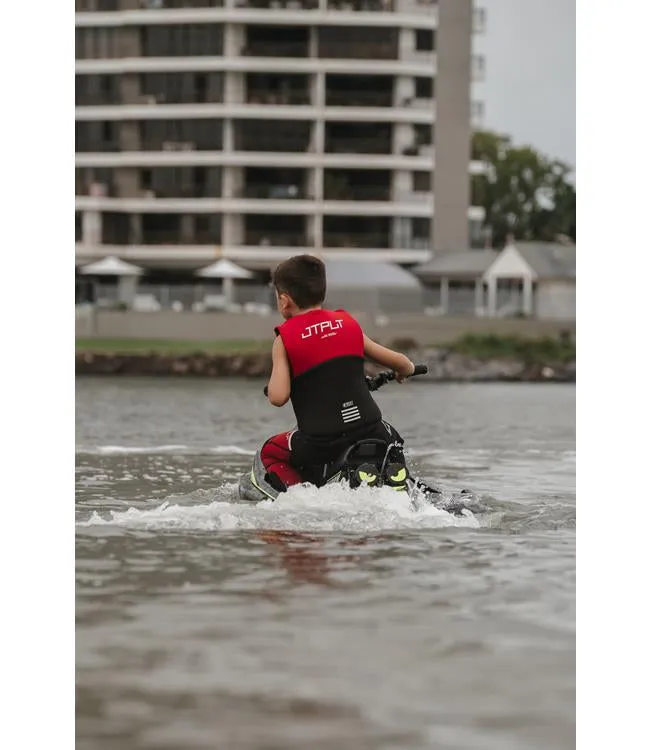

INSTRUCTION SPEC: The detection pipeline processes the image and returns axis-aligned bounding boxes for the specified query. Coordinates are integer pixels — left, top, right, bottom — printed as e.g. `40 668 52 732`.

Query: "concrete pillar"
474 278 483 315
223 119 234 152
432 0 472 252
394 76 415 106
523 276 533 316
393 123 413 155
309 26 318 58
308 166 323 200
129 215 142 244
392 170 411 200
180 215 195 244
222 166 243 199
114 168 140 198
117 276 138 307
119 121 140 151
225 70 244 105
120 74 140 105
313 72 325 108
82 210 102 246
308 214 322 249
224 23 244 58
486 276 497 317
441 277 449 313
223 214 243 246
391 217 410 249
399 27 415 58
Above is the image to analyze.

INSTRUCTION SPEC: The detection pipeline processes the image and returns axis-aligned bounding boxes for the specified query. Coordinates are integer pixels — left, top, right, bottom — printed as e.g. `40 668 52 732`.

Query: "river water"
76 377 575 750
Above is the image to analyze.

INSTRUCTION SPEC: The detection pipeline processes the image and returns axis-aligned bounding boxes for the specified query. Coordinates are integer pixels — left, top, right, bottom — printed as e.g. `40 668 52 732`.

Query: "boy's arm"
267 336 291 406
363 334 415 382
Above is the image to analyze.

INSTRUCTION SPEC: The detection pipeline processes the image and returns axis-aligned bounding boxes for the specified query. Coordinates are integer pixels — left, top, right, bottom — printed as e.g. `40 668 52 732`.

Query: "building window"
318 26 397 60
414 124 433 147
415 29 435 52
414 77 434 99
413 171 431 192
75 121 119 152
75 28 119 59
139 119 223 151
141 25 224 57
412 218 431 240
140 72 224 104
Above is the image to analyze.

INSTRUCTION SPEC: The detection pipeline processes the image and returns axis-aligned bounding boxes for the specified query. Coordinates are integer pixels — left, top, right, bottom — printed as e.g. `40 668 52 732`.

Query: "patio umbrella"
79 255 144 277
79 256 144 307
195 259 254 305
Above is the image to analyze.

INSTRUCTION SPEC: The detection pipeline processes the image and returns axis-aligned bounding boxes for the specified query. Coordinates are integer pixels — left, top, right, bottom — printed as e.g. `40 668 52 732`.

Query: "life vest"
275 309 381 436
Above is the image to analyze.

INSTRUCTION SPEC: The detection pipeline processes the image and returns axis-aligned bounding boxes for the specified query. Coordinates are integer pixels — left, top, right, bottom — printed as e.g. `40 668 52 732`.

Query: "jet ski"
238 364 478 515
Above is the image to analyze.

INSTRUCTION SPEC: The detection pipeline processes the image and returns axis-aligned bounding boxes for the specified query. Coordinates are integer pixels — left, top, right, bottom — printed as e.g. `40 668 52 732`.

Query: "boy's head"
272 254 326 319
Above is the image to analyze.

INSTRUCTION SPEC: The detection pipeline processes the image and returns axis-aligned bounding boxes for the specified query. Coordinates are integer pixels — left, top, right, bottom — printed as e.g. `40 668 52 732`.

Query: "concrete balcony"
75 149 436 169
75 101 435 124
75 3 438 28
75 55 437 77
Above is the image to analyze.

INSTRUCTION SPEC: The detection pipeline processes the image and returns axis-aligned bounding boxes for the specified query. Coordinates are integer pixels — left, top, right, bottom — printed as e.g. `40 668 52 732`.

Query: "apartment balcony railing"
242 42 309 58
245 231 309 246
246 91 311 105
325 138 392 155
241 184 310 199
319 42 397 60
325 91 393 107
324 233 391 248
235 0 318 8
323 186 391 201
327 0 395 10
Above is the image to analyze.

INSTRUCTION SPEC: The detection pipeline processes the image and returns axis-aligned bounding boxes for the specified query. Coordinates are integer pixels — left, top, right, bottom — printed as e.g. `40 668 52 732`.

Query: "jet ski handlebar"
263 363 428 397
365 363 428 391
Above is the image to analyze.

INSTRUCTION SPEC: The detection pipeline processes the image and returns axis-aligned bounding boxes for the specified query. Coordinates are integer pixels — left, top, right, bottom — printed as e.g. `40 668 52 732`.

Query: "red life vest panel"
276 309 381 436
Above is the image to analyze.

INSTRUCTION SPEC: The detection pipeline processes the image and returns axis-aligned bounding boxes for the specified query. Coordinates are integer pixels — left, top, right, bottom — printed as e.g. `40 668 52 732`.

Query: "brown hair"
272 254 326 309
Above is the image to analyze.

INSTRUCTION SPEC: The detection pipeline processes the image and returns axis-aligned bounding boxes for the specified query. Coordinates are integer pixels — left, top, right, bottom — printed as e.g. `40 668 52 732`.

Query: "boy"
261 254 416 493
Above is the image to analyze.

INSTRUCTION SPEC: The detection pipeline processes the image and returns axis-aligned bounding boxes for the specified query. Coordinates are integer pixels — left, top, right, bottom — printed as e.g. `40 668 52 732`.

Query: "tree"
471 130 576 247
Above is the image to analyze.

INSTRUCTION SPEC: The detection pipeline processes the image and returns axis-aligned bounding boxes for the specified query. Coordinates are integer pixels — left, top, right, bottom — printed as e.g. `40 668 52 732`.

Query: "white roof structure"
324 260 421 290
79 256 144 276
195 258 254 279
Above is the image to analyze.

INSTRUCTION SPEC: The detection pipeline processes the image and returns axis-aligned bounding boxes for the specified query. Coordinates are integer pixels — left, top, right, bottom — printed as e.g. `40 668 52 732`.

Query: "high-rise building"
75 0 485 270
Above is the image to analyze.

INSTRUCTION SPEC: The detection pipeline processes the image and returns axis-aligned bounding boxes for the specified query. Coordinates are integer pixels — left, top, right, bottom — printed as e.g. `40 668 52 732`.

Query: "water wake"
77 482 481 533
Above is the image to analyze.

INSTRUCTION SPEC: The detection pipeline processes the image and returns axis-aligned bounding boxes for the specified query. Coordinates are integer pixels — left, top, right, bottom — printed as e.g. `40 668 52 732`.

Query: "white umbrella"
80 255 144 277
79 256 144 308
195 258 254 280
195 259 254 306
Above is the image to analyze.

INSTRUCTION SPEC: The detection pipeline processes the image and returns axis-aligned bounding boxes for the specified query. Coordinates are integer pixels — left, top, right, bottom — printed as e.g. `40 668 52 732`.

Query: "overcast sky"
472 0 576 171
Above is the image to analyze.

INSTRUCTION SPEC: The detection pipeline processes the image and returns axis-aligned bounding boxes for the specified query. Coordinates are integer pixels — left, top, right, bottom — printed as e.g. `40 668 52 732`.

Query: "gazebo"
413 250 498 315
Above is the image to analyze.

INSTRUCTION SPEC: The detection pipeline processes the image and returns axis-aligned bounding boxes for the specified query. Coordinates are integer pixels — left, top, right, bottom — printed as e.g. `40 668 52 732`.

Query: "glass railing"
246 91 311 105
242 42 310 58
325 91 393 107
235 0 318 8
325 138 392 154
244 232 309 246
323 233 391 248
241 185 310 199
323 187 391 201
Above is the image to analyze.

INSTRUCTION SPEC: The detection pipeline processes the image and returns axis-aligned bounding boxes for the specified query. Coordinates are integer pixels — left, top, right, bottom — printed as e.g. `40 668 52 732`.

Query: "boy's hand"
395 359 415 383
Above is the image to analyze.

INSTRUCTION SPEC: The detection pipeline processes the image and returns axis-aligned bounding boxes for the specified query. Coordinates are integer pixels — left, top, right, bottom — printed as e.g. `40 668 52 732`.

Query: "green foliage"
448 334 575 364
471 130 576 246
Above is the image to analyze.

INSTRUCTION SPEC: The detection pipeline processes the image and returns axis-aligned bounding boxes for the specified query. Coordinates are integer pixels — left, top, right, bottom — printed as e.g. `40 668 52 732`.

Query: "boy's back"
262 254 415 491
275 307 381 436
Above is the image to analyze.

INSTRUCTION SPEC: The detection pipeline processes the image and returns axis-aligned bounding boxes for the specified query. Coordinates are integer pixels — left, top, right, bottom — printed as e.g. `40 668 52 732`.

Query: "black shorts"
289 419 405 470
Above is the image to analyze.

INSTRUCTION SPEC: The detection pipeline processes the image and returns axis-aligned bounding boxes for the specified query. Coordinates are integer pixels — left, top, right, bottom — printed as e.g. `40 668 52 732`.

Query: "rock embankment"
76 349 575 382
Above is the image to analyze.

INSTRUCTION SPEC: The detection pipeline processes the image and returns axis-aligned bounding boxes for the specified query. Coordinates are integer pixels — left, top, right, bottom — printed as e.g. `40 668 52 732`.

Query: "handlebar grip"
412 364 428 376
